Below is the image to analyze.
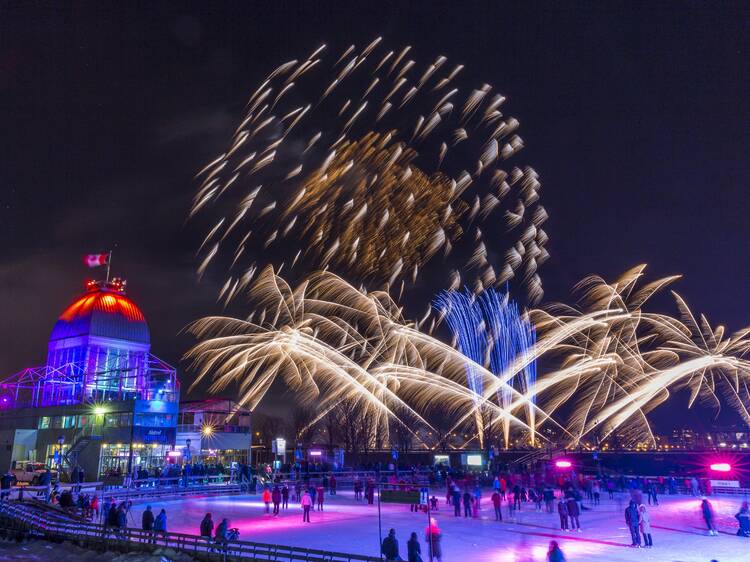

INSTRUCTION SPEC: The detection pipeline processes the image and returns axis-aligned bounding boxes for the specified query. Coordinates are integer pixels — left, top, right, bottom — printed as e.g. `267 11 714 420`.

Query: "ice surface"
121 489 750 561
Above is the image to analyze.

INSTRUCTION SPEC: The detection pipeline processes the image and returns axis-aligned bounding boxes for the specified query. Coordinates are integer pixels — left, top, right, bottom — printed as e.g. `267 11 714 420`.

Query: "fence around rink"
0 500 382 562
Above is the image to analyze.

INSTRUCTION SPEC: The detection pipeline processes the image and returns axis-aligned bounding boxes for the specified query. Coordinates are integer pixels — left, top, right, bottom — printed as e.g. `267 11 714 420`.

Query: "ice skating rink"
126 489 750 561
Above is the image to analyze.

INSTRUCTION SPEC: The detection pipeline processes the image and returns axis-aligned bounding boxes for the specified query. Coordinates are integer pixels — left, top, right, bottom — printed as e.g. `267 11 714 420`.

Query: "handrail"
0 501 380 562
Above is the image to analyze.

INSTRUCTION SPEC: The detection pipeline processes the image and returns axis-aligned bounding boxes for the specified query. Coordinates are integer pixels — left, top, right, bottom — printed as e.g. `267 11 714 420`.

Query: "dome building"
0 278 179 480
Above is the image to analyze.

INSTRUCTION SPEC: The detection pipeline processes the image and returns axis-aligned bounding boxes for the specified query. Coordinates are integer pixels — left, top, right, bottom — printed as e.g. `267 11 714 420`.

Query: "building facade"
0 278 179 479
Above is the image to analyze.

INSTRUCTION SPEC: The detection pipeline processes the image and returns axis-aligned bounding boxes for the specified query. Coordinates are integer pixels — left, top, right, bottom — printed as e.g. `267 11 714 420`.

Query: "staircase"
63 431 102 470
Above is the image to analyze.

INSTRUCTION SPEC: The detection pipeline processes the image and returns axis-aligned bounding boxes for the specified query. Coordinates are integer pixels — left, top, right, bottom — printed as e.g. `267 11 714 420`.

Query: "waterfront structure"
0 278 179 479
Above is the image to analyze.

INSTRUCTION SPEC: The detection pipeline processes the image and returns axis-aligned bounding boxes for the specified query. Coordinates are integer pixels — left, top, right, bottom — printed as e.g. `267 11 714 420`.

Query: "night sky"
2 2 749 423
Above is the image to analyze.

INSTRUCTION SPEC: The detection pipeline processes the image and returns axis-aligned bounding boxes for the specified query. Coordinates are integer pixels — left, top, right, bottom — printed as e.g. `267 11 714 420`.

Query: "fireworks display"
192 39 547 304
186 265 750 449
186 41 750 451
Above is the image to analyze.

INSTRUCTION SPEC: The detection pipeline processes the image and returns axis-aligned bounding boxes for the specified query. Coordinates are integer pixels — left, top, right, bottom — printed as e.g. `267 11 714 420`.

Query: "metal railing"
0 501 380 562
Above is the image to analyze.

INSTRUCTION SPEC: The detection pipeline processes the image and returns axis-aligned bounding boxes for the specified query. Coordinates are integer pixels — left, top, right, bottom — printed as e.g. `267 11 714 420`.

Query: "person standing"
281 483 289 509
272 485 281 515
141 505 154 542
543 486 555 513
262 487 272 514
638 504 653 547
702 498 717 535
513 484 522 510
154 508 167 540
329 475 337 495
316 484 325 511
625 500 640 547
425 519 442 562
200 512 214 543
91 494 99 520
301 490 312 522
407 531 422 562
473 485 482 515
491 490 502 521
462 489 472 517
381 528 401 562
452 487 461 517
557 499 568 531
566 496 581 532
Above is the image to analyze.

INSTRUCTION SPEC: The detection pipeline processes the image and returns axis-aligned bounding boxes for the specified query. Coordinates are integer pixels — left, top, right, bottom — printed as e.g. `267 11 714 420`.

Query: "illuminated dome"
49 279 150 345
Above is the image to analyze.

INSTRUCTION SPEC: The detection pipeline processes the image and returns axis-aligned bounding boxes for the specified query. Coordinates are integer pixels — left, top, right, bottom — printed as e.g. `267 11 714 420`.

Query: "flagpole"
106 250 112 284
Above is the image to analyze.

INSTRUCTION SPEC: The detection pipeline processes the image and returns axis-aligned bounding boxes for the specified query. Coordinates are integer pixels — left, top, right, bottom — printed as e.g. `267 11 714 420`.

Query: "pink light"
710 462 731 472
309 450 322 457
555 460 572 469
167 451 182 457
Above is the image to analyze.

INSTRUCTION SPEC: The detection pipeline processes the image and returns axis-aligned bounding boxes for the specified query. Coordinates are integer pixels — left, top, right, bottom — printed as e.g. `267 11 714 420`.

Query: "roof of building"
49 281 150 345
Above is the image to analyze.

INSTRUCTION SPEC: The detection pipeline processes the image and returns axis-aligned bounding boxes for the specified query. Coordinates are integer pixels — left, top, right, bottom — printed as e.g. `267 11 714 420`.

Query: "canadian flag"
84 253 109 267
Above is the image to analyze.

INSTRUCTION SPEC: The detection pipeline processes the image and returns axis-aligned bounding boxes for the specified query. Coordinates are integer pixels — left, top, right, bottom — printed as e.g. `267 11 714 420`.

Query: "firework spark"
191 39 547 304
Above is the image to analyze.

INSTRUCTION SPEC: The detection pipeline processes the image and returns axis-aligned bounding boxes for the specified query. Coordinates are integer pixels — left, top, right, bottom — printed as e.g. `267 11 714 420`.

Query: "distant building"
176 399 252 465
0 278 179 479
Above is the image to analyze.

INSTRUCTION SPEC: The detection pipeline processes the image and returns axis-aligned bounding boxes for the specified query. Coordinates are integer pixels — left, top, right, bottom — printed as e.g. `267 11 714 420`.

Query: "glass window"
50 416 63 429
38 417 51 429
62 415 76 429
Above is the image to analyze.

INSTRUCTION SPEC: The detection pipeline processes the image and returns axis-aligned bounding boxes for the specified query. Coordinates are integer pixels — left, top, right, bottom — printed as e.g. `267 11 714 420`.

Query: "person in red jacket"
491 491 503 521
262 487 272 514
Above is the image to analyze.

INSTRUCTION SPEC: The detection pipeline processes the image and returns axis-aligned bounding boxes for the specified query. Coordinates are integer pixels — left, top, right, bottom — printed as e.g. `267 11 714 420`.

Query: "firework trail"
187 265 750 450
191 39 547 305
434 287 538 447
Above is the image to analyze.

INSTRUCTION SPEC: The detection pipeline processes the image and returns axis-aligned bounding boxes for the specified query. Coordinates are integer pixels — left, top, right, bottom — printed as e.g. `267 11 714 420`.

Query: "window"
62 416 76 429
38 417 50 429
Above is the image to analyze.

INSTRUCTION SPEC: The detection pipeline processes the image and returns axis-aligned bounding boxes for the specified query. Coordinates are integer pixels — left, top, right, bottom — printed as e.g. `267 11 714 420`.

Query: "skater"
262 487 272 514
625 500 640 547
547 540 566 562
702 498 717 535
316 484 325 511
491 489 503 521
301 490 312 522
281 483 289 509
557 498 568 531
592 481 601 506
513 484 522 510
452 487 461 517
330 475 337 495
543 486 555 513
566 496 581 531
381 528 401 562
429 495 438 511
638 504 653 547
272 485 281 515
407 531 422 562
462 489 472 517
735 501 750 537
425 518 442 562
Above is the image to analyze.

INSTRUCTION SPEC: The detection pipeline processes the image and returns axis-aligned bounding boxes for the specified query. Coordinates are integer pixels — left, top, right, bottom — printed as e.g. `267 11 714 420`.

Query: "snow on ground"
124 490 750 562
